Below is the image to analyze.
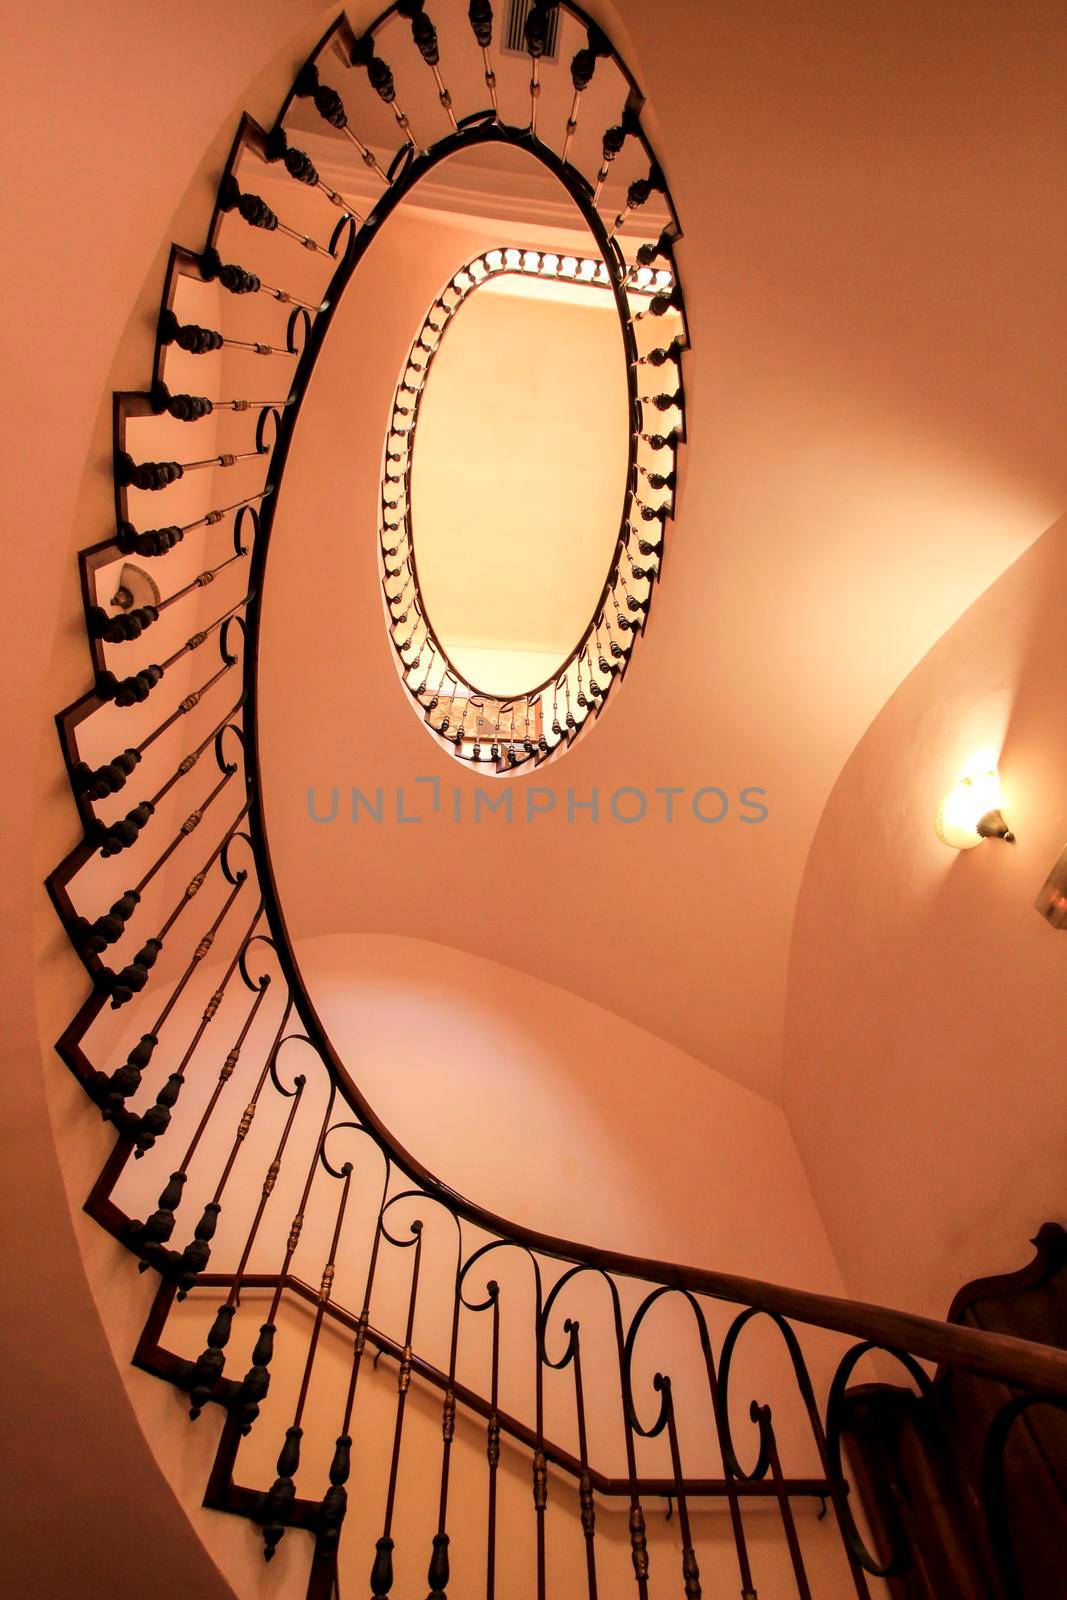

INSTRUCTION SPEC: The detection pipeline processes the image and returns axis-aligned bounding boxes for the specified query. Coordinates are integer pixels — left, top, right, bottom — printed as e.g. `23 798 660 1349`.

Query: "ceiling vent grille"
501 0 560 64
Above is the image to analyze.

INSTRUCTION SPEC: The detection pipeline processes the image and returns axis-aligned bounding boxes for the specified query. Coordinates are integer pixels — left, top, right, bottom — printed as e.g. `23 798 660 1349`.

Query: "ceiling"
259 0 1067 1102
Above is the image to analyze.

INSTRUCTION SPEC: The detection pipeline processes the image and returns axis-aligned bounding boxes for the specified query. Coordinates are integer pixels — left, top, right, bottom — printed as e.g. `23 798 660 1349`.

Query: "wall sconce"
935 769 1014 850
1035 845 1067 929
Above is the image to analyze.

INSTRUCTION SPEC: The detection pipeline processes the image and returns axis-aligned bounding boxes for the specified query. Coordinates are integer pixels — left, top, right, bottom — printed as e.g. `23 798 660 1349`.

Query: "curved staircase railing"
46 5 1066 1597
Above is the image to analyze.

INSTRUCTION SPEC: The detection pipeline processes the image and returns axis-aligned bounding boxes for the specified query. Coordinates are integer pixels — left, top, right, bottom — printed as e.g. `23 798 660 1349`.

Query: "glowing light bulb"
935 767 1012 849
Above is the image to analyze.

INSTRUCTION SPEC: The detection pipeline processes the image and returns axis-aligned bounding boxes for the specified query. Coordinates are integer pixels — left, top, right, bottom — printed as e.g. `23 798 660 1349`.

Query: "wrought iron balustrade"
46 5 1065 1598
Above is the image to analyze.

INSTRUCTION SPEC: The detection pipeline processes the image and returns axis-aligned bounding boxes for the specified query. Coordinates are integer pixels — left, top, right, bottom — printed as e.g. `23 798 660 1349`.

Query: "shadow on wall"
783 513 1067 1320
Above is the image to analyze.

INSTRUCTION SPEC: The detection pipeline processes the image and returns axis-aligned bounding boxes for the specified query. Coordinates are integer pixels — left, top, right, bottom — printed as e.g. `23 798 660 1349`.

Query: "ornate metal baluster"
370 1214 425 1597
91 548 248 649
97 806 247 1017
74 665 234 810
542 1310 598 1598
720 1311 871 1598
434 671 458 740
314 1135 391 1559
466 0 497 116
525 3 550 137
672 1298 757 1599
263 126 363 220
170 968 278 1298
88 705 239 857
425 1257 463 1599
563 674 575 736
350 32 420 156
131 942 271 1272
200 245 324 313
752 1402 813 1599
635 336 684 372
117 444 263 487
125 870 254 1154
617 1314 651 1599
116 489 269 562
397 1 457 133
293 62 391 181
630 283 685 324
148 380 295 422
532 1273 548 1600
450 690 469 752
592 123 628 207
609 169 666 243
235 1082 336 1433
217 175 334 259
605 588 632 658
186 997 300 1417
95 596 250 712
660 1377 701 1598
158 307 295 359
563 25 609 163
75 767 235 958
258 1152 355 1561
186 1066 305 1415
584 645 602 704
486 1283 501 1600
97 881 235 1123
617 567 649 629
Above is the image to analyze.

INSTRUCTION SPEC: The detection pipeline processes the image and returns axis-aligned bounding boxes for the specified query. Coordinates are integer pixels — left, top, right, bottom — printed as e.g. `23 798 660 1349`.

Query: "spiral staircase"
9 2 1067 1597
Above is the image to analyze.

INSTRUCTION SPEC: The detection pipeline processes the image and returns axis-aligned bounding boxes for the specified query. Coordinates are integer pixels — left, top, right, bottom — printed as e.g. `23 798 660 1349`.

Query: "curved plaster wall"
784 514 1067 1320
6 0 338 1594
293 931 843 1285
259 0 1067 1103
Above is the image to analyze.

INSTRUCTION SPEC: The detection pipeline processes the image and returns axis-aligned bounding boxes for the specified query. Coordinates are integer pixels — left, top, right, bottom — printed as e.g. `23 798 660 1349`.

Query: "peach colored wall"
294 933 841 1285
257 0 1067 1103
784 515 1067 1318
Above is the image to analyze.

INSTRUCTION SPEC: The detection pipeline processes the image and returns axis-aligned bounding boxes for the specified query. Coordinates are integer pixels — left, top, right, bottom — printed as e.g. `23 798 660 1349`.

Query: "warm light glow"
935 765 1002 849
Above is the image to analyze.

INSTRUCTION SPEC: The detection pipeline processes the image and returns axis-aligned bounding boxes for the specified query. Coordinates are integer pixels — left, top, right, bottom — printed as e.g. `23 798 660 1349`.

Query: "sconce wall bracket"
976 809 1014 843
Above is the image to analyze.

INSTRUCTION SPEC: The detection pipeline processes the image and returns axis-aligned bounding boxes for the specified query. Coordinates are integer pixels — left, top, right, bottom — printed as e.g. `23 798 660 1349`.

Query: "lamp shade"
935 770 1008 850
